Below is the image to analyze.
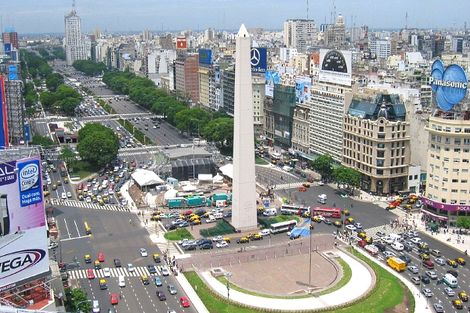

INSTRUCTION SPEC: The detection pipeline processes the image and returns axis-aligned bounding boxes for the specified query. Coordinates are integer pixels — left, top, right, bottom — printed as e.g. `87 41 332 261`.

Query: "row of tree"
20 50 53 78
73 60 107 76
102 71 234 149
311 154 361 189
38 46 66 61
40 84 82 116
77 123 119 168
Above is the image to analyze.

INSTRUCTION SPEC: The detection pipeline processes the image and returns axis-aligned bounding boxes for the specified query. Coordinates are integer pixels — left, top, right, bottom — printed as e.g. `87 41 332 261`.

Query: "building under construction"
4 79 25 145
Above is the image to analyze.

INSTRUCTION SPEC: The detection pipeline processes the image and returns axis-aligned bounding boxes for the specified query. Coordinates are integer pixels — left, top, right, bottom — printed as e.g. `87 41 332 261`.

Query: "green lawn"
255 157 268 165
67 161 98 180
258 215 300 228
314 258 352 296
200 220 236 237
184 247 412 313
164 228 194 241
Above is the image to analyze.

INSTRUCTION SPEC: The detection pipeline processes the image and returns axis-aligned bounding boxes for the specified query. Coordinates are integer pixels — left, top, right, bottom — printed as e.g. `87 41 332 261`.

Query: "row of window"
431 135 470 145
431 124 470 133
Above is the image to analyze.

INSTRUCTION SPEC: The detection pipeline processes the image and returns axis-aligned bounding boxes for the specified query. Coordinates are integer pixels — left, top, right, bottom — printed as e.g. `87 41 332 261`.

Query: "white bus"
270 220 297 234
280 204 307 215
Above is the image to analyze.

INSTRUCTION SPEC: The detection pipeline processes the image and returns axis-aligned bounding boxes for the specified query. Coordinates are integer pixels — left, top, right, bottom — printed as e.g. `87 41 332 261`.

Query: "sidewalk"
200 250 373 311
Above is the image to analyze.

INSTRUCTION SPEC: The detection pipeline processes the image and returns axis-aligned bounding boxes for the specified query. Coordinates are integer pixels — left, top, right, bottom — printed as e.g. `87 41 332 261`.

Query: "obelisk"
231 24 257 231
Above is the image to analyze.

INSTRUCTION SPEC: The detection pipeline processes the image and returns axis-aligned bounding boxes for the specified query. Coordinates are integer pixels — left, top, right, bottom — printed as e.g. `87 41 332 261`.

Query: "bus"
270 220 298 234
84 221 92 235
311 207 341 218
280 204 308 216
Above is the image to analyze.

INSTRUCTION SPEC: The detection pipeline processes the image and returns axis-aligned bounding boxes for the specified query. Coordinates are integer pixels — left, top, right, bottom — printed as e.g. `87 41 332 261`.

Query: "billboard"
176 37 187 49
251 47 267 73
265 71 280 97
8 65 18 80
0 156 48 289
295 76 312 104
430 59 468 111
23 124 31 143
319 49 352 86
198 49 212 65
0 77 9 148
4 43 11 54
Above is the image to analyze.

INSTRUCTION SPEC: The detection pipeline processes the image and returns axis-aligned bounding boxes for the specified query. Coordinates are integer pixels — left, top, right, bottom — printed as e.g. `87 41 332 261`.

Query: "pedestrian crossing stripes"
50 199 130 212
272 182 305 191
68 266 160 280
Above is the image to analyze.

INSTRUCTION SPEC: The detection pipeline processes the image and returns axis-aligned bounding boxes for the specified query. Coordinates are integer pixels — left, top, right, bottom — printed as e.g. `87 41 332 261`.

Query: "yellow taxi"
334 221 342 227
302 211 310 218
344 217 355 225
152 253 161 263
342 209 350 216
459 291 468 302
189 215 200 222
453 299 463 309
84 254 91 263
237 237 249 244
357 232 367 240
365 237 373 244
94 260 101 269
447 259 458 268
251 234 263 241
99 278 107 290
312 216 321 223
456 257 466 266
141 275 149 285
419 253 430 261
223 237 231 243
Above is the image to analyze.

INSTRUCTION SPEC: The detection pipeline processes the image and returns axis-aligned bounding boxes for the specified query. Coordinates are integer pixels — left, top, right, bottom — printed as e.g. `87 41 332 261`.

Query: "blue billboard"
4 43 11 54
251 47 267 73
8 65 18 80
198 49 212 65
430 59 468 111
295 77 312 104
265 71 280 97
23 124 31 142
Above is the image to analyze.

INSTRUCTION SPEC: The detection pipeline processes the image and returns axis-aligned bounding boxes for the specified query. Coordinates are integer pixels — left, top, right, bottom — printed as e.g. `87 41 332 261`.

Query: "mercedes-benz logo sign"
251 48 260 66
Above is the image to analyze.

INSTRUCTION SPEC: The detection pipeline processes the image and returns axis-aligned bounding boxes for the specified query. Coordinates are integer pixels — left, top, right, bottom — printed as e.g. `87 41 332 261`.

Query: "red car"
110 293 119 305
87 269 95 279
180 296 190 308
98 252 105 262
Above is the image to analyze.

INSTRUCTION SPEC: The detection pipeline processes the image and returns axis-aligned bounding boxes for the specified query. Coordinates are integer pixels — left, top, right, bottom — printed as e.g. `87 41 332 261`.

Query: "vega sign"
430 59 468 111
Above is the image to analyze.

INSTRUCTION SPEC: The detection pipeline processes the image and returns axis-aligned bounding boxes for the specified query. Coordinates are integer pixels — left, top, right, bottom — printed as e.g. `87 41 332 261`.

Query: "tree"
59 146 76 165
311 154 334 181
32 135 55 147
65 288 91 313
77 123 119 168
73 60 107 76
202 117 234 147
46 73 64 91
333 166 361 189
456 217 470 229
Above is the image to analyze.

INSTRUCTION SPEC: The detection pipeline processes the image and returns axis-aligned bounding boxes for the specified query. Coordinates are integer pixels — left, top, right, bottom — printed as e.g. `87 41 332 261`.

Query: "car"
456 257 466 265
423 260 434 269
161 266 170 276
447 269 459 277
154 276 162 286
237 237 250 244
99 278 107 290
216 241 229 248
147 265 157 274
259 229 271 236
92 300 100 313
180 296 190 308
200 243 213 249
110 293 119 305
139 248 148 257
458 291 468 302
354 222 362 229
375 231 386 238
61 192 67 199
382 236 395 244
98 252 105 262
444 287 456 297
420 275 430 284
141 275 150 285
421 288 433 297
157 291 166 301
118 275 126 288
152 253 161 263
430 249 441 257
324 219 332 225
399 254 411 264
345 225 357 232
94 260 101 270
419 253 430 261
66 191 72 198
435 257 446 266
407 265 419 274
452 299 463 309
103 267 111 277
432 303 444 313
250 233 263 241
447 259 458 268
410 237 422 244
425 270 438 280
410 276 420 285
375 242 386 252
383 251 396 258
127 264 135 272
334 221 342 227
114 258 121 267
87 269 95 279
84 254 92 263
167 284 177 295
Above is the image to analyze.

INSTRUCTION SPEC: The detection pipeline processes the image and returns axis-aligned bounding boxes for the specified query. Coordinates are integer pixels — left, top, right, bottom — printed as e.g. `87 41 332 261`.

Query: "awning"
421 209 448 221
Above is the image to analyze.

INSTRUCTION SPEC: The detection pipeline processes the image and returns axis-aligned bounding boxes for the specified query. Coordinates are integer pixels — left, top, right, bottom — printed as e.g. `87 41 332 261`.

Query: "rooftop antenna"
0 16 3 34
333 0 336 23
72 0 76 14
405 12 408 30
306 0 309 20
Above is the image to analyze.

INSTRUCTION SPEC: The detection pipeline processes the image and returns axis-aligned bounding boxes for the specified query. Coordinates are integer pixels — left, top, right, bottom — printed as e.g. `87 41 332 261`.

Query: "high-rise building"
2 30 19 50
174 54 199 104
64 5 88 65
283 19 316 52
222 66 235 115
324 15 346 48
252 75 265 135
343 93 410 195
369 37 392 59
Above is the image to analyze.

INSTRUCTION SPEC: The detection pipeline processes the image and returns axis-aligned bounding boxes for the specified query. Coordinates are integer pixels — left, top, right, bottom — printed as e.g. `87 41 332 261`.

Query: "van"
391 242 404 251
389 233 401 242
443 273 458 288
317 194 327 204
213 212 223 219
263 208 277 216
92 300 100 313
118 275 126 288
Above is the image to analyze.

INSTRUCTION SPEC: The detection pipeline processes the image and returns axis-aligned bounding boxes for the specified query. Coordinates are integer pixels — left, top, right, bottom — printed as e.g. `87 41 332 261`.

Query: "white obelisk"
231 24 257 231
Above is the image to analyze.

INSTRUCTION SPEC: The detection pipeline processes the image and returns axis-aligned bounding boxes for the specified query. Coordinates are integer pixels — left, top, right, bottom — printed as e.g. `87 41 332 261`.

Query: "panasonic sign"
429 77 467 89
0 249 46 280
430 59 468 111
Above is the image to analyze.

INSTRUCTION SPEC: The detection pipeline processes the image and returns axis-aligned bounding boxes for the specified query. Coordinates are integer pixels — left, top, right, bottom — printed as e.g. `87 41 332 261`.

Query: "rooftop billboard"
251 47 267 74
295 76 312 104
319 49 352 86
430 59 468 111
198 49 212 65
265 71 280 97
0 156 48 289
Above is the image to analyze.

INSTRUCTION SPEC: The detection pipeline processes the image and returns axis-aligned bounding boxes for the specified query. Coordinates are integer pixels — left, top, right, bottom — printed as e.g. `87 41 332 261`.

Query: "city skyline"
0 0 469 34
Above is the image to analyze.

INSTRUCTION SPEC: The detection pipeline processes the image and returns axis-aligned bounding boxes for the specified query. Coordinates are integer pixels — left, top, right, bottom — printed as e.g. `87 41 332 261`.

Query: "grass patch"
68 160 99 180
255 157 268 165
258 215 300 228
200 220 236 237
314 258 352 296
184 248 412 313
117 118 153 145
164 228 194 241
98 99 116 114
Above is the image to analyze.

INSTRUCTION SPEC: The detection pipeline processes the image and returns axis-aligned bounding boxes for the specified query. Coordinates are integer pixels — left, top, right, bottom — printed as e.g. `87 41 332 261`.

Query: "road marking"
63 218 71 238
60 235 90 242
74 220 81 237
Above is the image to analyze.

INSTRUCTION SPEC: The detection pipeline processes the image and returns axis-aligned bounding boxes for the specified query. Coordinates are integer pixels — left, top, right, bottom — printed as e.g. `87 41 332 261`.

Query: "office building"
283 19 316 52
175 53 199 104
252 75 265 135
222 66 235 115
2 30 19 50
64 5 88 65
324 14 346 48
343 93 410 195
198 66 212 108
291 102 310 154
369 37 391 59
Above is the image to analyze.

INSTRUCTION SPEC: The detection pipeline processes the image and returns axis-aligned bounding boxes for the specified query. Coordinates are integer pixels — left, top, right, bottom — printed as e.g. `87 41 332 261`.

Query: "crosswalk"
50 199 130 212
68 266 160 280
272 182 305 190
363 224 389 240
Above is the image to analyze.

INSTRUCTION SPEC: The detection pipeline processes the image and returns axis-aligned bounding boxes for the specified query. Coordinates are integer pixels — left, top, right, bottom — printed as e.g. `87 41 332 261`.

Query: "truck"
186 196 206 208
387 256 407 272
212 193 231 204
167 198 185 209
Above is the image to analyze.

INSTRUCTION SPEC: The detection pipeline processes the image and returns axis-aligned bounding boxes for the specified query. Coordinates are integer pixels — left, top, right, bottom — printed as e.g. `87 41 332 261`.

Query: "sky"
0 0 469 34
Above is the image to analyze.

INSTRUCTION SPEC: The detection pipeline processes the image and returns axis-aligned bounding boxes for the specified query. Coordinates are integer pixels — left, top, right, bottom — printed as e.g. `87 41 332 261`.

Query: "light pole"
224 272 232 299
308 218 313 287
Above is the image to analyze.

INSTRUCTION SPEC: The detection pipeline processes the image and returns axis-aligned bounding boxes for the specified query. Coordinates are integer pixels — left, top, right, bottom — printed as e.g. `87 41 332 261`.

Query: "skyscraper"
64 4 87 65
283 19 316 52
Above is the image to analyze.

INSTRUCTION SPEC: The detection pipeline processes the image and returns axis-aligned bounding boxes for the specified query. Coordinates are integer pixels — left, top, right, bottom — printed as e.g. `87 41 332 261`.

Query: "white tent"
131 169 165 188
219 164 233 179
164 188 178 200
213 174 224 184
198 174 213 182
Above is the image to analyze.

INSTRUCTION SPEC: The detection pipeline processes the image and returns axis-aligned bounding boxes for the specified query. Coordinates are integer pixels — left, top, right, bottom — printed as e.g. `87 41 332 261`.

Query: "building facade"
291 102 310 154
283 19 316 52
252 75 265 135
222 66 235 115
174 53 199 104
198 66 211 108
64 7 88 65
343 93 410 195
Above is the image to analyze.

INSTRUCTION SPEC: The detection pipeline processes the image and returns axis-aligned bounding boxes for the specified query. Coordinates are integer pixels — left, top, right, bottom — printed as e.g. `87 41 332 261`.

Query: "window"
462 180 468 183
451 189 458 193
451 179 458 183
376 160 384 167
379 126 384 132
414 175 418 179
377 151 385 158
377 169 383 175
455 148 461 152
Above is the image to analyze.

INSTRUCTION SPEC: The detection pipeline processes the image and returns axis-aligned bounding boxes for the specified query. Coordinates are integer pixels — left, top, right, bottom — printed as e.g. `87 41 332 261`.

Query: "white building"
64 7 88 65
369 38 391 59
283 19 316 52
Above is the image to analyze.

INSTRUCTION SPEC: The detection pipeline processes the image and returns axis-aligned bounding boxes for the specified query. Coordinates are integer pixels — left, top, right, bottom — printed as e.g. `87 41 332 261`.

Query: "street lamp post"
224 272 232 299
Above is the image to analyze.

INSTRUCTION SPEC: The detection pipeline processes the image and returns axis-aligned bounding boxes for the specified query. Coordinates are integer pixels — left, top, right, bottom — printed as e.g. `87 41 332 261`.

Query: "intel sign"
430 60 468 111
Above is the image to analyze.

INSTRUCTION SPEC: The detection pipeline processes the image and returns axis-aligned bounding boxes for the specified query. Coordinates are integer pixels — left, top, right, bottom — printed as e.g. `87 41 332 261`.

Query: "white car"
127 264 135 272
86 196 92 203
410 237 422 244
92 300 100 313
140 248 148 257
66 191 72 198
382 236 395 244
444 287 455 297
61 192 67 200
118 275 126 288
160 266 170 276
354 222 362 229
345 225 356 232
259 229 271 236
216 241 229 248
103 267 111 277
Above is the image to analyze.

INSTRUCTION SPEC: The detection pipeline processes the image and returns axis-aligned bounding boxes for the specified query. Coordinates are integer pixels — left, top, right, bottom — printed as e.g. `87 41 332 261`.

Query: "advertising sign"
251 47 267 74
8 65 18 80
176 37 187 49
0 77 9 148
295 76 312 104
430 59 468 111
319 49 352 86
265 71 280 97
23 124 31 143
4 43 11 54
0 156 48 289
198 49 212 65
